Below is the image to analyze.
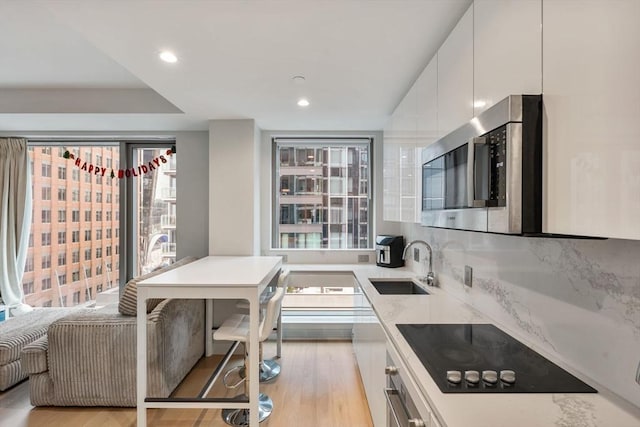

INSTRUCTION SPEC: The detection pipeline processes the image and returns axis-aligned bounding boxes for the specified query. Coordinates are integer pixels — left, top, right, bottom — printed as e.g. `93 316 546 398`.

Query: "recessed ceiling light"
297 98 310 107
473 100 487 108
159 51 178 63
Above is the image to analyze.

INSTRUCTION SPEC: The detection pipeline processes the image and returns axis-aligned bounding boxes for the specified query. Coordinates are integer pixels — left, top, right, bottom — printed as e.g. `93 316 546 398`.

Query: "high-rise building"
22 146 120 308
275 145 370 249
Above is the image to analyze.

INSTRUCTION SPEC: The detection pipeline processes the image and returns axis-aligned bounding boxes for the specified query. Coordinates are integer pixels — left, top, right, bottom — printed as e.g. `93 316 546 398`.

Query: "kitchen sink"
369 280 429 295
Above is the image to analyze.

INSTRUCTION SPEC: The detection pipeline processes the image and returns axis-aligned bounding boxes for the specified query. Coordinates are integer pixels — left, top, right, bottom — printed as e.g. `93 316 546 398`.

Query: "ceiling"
0 0 471 132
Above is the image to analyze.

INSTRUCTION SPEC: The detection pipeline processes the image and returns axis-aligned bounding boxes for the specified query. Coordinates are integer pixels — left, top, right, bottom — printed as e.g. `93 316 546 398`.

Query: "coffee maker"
375 235 405 268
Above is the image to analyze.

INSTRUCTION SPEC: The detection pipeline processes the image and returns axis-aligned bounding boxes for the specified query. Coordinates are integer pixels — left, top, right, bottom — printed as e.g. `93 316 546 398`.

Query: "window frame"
271 137 373 250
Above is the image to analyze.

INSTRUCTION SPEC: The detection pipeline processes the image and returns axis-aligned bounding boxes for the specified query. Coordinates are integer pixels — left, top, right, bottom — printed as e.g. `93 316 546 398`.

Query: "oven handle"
384 388 404 427
467 136 488 208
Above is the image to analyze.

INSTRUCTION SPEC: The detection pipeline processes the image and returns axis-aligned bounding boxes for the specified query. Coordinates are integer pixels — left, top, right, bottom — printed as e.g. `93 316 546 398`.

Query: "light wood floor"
0 341 373 427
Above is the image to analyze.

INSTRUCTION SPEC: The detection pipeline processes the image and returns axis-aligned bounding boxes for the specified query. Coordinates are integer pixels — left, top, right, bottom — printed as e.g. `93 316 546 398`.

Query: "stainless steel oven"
385 347 436 427
421 95 542 234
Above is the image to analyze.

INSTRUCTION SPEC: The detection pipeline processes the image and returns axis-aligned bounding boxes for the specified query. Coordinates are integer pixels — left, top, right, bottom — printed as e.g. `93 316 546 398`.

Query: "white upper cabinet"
473 0 542 116
543 0 640 239
383 84 417 222
437 5 473 137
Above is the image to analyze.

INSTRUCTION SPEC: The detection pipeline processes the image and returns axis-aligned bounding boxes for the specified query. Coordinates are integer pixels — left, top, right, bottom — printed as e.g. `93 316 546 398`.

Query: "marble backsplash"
400 222 640 408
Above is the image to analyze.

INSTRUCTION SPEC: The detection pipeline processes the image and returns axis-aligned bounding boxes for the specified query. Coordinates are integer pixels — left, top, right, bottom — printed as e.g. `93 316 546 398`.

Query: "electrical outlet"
413 247 420 262
464 265 473 288
358 254 370 263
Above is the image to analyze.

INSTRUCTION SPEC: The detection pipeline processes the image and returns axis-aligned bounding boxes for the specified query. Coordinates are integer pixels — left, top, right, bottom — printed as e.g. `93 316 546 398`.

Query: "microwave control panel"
488 125 507 207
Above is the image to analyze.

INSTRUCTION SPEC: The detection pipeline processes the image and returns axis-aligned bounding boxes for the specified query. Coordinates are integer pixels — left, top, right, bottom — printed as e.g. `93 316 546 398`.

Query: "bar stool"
214 287 285 425
235 269 288 382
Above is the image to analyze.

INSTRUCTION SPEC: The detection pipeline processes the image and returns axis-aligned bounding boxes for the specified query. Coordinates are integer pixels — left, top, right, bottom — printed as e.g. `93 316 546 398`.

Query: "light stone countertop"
286 263 640 427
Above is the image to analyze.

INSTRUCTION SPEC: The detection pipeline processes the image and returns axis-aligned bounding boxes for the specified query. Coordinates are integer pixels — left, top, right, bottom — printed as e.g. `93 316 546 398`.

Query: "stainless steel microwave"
421 95 542 234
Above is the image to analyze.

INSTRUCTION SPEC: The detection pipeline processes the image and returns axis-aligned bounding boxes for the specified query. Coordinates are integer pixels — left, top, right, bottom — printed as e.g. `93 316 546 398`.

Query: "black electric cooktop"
397 324 597 394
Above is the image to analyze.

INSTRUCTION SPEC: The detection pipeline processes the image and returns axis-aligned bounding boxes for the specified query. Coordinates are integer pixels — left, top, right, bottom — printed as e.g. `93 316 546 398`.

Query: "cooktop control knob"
385 366 398 375
464 370 480 386
500 370 516 385
482 370 498 386
446 370 462 384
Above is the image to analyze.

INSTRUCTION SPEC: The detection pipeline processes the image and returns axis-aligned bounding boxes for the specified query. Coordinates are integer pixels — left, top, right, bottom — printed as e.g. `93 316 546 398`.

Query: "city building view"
21 145 176 308
274 142 370 249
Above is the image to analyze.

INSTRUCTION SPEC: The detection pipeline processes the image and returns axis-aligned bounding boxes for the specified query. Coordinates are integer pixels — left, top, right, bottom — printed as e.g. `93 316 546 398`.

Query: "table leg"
205 299 214 357
249 292 260 426
136 292 147 426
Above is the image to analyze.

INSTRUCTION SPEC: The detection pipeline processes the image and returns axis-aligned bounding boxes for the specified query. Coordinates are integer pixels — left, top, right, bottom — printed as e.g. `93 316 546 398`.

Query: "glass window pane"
23 145 120 307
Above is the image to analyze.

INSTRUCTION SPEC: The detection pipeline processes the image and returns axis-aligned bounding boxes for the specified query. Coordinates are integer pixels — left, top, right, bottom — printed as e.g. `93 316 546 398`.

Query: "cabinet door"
414 55 439 223
437 5 473 137
543 0 640 239
384 81 417 222
473 0 542 115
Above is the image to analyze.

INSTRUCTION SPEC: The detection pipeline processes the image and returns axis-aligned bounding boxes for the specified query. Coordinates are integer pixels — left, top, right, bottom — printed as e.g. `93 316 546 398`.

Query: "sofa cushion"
118 256 197 316
0 307 78 366
21 335 48 375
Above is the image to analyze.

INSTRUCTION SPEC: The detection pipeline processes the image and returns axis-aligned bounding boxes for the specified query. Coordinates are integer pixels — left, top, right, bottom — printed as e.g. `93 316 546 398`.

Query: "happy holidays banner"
63 147 175 179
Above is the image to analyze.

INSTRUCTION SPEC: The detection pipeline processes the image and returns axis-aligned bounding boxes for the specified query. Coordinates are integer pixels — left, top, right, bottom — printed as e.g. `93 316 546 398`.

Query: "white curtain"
0 138 33 315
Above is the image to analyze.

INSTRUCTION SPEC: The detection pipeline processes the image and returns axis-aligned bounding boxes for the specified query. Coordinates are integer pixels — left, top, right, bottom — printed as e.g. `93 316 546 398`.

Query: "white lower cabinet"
352 285 387 427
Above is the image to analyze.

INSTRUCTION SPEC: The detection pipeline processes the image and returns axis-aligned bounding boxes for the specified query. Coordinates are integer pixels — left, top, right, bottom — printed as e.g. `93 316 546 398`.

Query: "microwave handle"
467 136 488 208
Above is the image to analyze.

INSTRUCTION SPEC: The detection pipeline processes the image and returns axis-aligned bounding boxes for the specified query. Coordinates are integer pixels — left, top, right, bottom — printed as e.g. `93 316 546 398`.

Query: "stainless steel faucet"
402 240 437 286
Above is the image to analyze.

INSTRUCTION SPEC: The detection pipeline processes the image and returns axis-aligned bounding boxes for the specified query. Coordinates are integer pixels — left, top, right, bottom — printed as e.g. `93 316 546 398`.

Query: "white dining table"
136 255 282 426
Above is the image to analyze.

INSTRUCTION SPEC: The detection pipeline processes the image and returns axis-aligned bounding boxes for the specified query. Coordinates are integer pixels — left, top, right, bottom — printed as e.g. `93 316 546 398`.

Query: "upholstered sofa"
0 307 80 391
20 256 205 406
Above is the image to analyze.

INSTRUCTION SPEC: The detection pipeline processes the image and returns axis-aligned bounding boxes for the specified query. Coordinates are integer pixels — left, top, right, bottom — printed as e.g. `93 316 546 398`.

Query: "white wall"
208 119 260 256
259 130 401 264
176 131 209 259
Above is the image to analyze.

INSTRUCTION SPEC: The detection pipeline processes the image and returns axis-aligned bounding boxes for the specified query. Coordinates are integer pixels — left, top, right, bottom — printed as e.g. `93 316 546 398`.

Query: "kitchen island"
136 256 282 427
287 264 640 427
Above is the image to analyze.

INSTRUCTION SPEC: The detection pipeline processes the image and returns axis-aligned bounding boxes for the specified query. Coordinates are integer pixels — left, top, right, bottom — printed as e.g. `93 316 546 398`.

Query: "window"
106 193 112 203
96 265 103 275
96 154 102 166
107 158 112 168
85 210 91 221
28 233 34 247
73 291 80 305
84 248 91 261
96 229 102 240
23 281 34 295
106 246 112 256
106 228 112 239
96 175 102 185
96 211 102 221
84 229 92 241
96 247 102 258
273 139 371 249
85 191 91 202
42 300 52 308
24 144 122 309
106 211 112 221
85 288 92 300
